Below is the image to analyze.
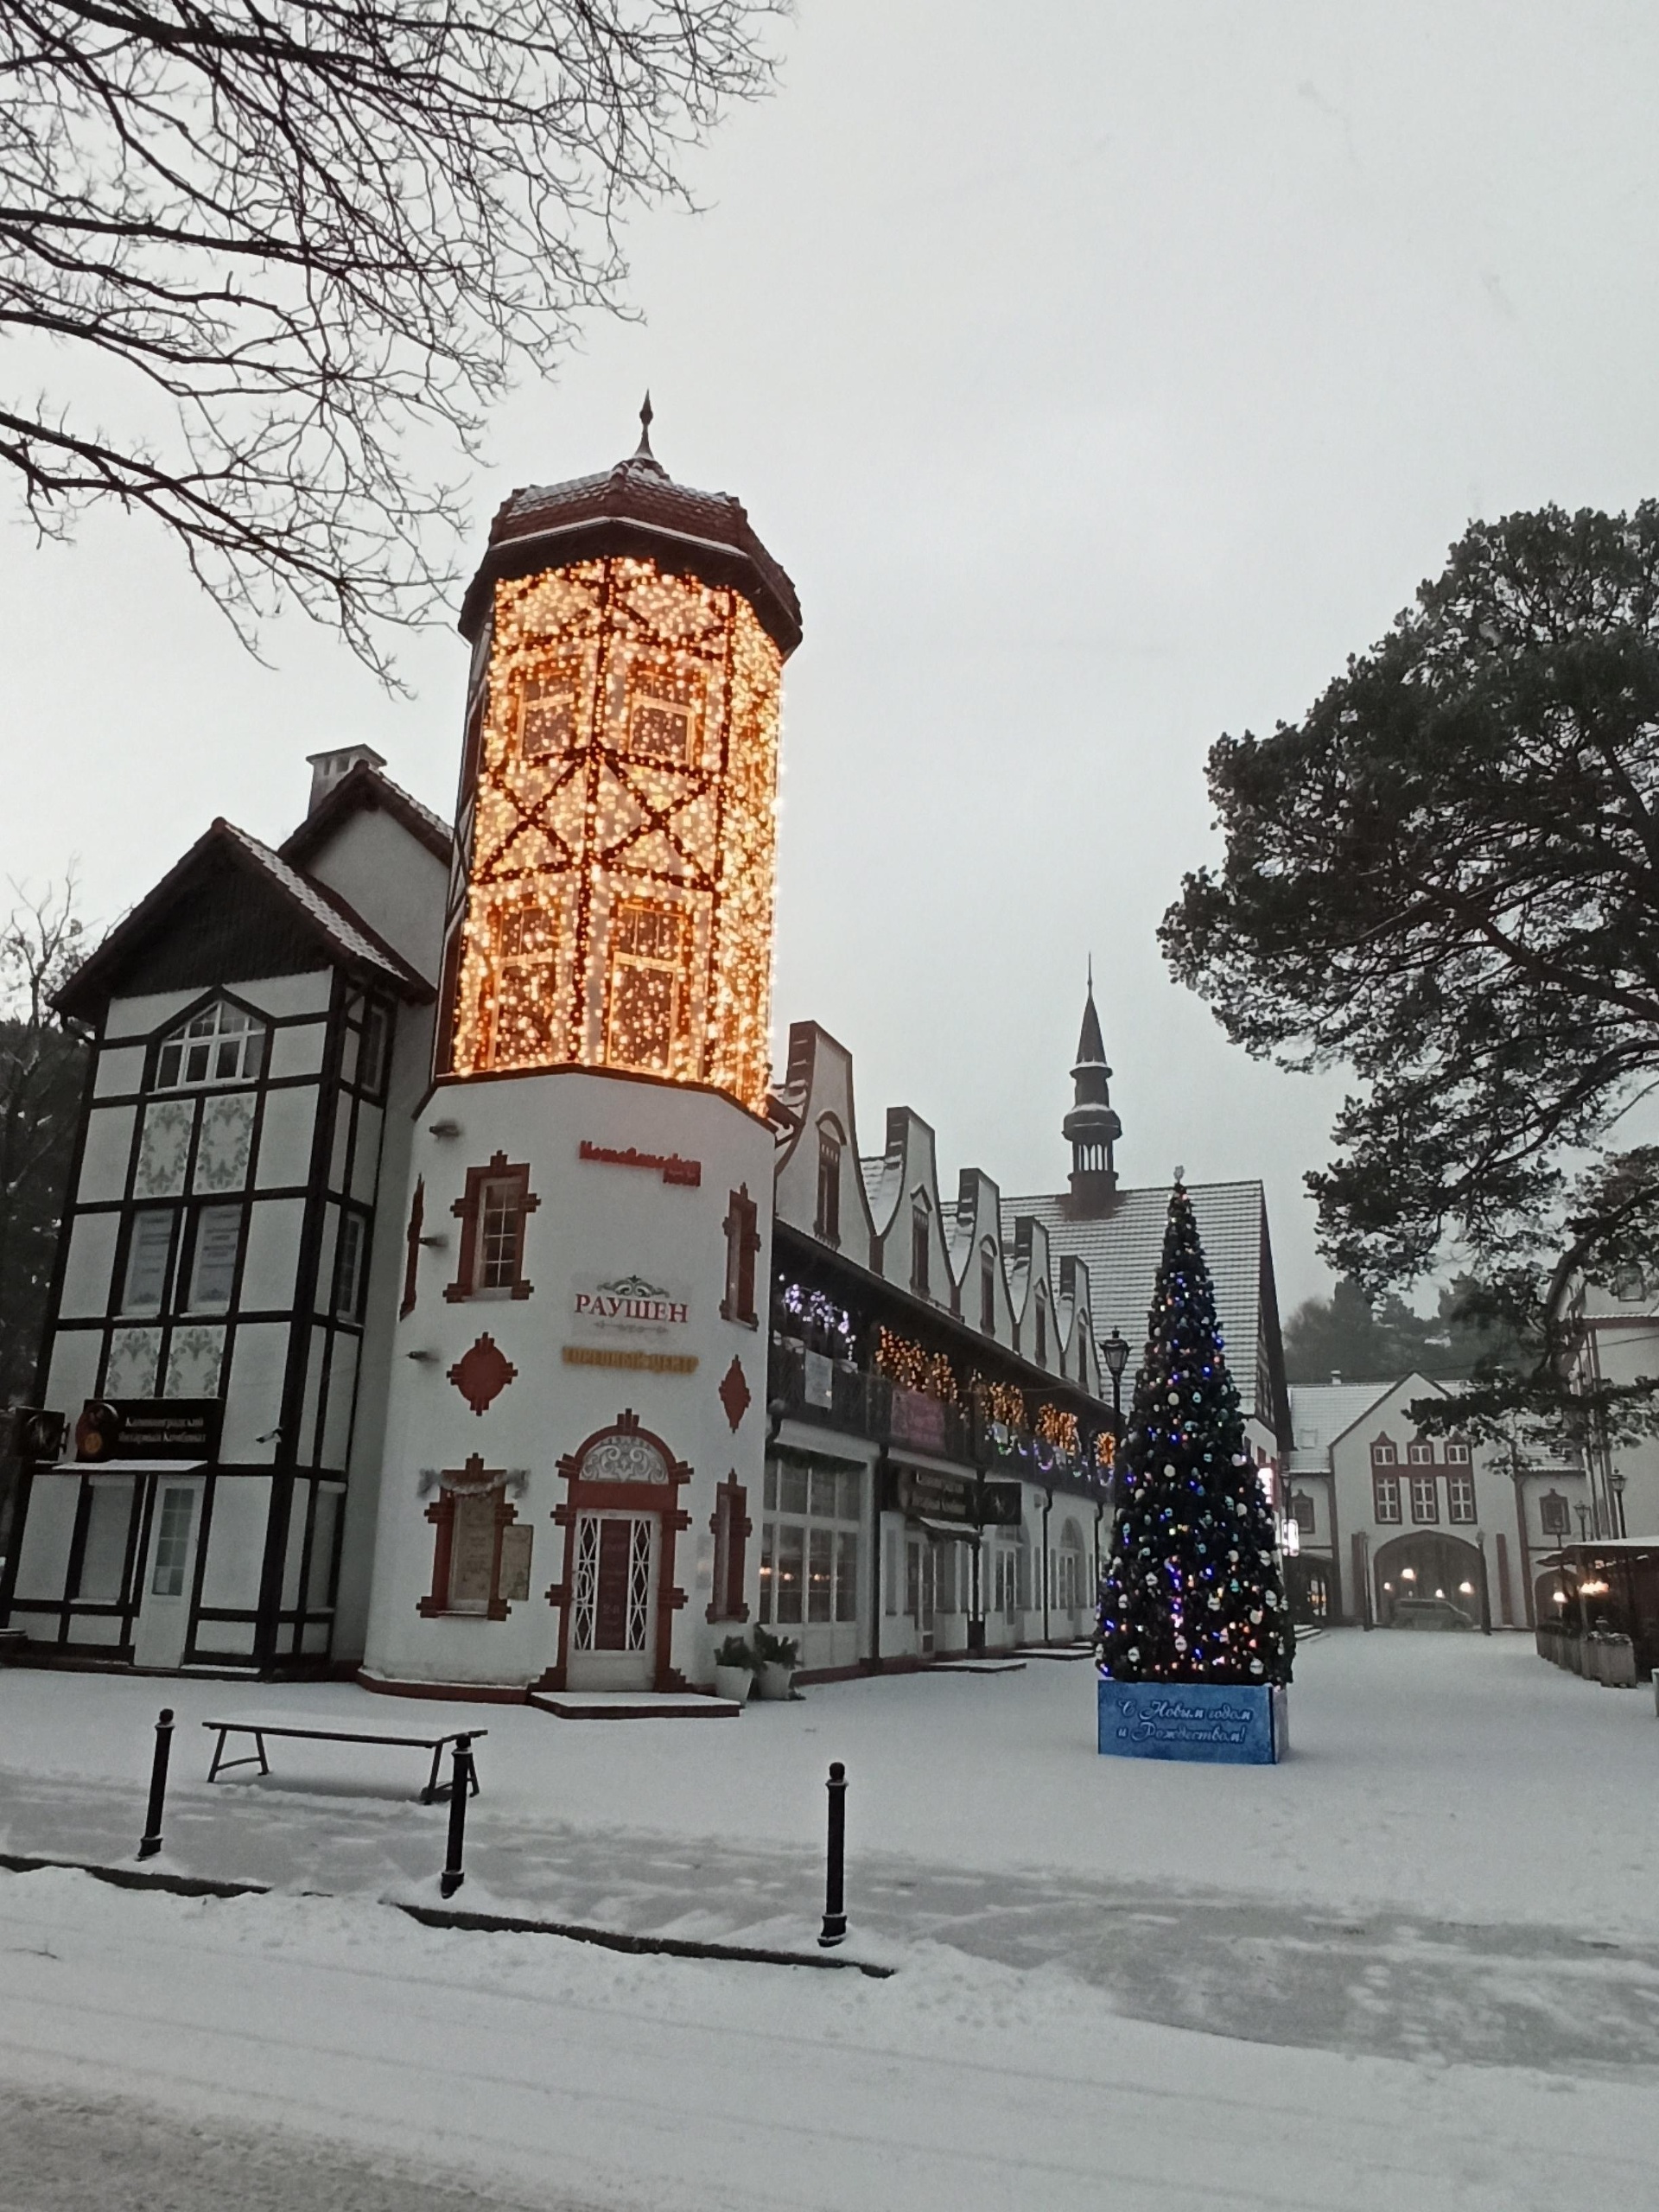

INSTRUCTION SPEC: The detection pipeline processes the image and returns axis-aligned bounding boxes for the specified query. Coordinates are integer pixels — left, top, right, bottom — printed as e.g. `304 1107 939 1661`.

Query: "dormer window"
1034 1295 1047 1369
980 1247 996 1333
155 1001 265 1089
910 1196 931 1297
815 1122 842 1245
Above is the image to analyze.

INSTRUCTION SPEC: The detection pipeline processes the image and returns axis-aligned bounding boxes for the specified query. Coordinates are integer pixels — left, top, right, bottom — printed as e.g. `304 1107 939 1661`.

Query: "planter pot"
1097 1677 1287 1765
712 1664 753 1705
758 1661 796 1701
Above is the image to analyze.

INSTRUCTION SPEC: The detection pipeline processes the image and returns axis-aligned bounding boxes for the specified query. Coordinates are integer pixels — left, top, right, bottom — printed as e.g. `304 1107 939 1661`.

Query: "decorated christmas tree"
1096 1174 1294 1687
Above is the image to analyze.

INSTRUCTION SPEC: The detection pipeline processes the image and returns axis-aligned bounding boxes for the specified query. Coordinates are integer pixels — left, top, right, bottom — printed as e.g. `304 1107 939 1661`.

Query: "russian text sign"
1097 1679 1287 1766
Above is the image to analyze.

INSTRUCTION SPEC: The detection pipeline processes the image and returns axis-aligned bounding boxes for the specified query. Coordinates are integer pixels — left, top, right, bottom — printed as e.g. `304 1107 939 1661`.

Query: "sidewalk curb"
0 1852 896 1979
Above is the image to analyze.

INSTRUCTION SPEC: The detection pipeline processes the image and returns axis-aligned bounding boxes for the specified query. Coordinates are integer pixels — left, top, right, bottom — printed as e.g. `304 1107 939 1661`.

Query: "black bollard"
137 1707 175 1861
818 1759 848 1948
440 1735 472 1899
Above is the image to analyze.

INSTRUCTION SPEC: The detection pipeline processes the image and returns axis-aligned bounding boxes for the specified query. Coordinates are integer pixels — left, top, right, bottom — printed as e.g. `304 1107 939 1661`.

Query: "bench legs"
207 1728 270 1783
422 1741 482 1805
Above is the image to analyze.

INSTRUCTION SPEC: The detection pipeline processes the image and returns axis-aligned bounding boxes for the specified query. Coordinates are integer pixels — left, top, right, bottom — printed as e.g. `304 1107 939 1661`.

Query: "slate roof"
1002 1181 1275 1421
280 759 452 870
460 416 802 655
1284 1381 1400 1473
216 825 429 993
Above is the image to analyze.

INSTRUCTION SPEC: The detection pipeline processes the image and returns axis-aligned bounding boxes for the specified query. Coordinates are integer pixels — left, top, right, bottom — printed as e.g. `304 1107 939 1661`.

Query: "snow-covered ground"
3 1632 1659 2209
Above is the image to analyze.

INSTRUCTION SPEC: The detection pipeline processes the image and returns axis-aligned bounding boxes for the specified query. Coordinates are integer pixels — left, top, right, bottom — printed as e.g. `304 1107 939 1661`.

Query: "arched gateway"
1374 1530 1486 1630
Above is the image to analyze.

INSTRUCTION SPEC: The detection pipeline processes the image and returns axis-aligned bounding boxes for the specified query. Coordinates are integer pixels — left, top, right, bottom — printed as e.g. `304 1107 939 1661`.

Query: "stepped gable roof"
280 758 452 870
459 400 802 657
55 819 432 1020
1004 1179 1268 1395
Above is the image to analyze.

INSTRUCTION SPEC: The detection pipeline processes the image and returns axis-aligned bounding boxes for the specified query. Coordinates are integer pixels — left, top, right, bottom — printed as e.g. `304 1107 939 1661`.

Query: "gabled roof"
279 760 452 870
55 819 433 1020
1004 1180 1269 1382
1285 1374 1450 1471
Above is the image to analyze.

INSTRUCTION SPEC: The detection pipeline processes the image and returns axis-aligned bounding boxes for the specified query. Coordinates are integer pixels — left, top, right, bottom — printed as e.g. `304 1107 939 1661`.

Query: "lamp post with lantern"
1098 1327 1131 1521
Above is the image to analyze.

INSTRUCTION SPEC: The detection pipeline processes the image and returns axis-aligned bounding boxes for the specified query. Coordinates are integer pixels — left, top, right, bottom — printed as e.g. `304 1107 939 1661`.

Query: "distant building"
1560 1270 1659 1539
1286 1375 1584 1630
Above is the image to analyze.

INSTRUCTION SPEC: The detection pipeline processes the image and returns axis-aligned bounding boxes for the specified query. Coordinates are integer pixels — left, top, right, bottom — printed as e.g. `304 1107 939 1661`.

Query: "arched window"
815 1116 843 1245
155 1000 265 1089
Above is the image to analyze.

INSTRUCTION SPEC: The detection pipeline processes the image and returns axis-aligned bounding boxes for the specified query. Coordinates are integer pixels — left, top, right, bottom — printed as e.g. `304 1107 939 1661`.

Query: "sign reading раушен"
571 1275 690 1334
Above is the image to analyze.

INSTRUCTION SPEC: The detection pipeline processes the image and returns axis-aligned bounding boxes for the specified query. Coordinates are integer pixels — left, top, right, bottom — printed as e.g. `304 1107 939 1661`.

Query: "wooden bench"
203 1715 486 1803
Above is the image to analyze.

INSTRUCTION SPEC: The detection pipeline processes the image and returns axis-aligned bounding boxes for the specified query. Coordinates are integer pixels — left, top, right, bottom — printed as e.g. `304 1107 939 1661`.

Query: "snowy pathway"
3 1867 1656 2212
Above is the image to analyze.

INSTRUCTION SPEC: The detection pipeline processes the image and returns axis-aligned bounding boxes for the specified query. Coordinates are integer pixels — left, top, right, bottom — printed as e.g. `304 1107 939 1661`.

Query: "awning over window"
46 1459 207 1477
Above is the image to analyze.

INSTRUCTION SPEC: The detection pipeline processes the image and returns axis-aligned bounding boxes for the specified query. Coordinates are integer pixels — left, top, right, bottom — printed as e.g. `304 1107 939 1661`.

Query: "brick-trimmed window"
1409 1472 1439 1523
1446 1440 1471 1465
418 1459 531 1619
1373 1469 1402 1522
815 1123 842 1244
401 1176 424 1319
722 1185 760 1325
1540 1489 1570 1536
1408 1440 1433 1465
1447 1471 1477 1523
707 1474 752 1624
448 1153 537 1301
1289 1489 1316 1535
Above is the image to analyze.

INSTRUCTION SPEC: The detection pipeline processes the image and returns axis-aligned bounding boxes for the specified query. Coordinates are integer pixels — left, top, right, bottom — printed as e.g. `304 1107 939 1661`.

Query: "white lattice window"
156 1001 266 1090
626 1518 652 1649
571 1516 600 1651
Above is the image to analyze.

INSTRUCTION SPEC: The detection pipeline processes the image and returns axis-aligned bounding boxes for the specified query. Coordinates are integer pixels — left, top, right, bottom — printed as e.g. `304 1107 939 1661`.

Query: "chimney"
1330 1370 1343 1386
306 744 386 815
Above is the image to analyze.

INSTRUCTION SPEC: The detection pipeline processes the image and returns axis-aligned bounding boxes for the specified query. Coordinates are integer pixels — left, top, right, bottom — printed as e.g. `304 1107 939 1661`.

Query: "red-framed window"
1373 1469 1402 1522
1447 1471 1477 1523
815 1124 842 1245
417 1460 532 1620
447 1153 537 1302
1409 1472 1439 1523
722 1185 760 1326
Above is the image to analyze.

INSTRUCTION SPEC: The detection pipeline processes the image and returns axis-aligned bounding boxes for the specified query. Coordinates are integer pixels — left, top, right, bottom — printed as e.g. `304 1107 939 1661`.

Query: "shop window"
121 1207 177 1314
910 1198 931 1297
448 1154 537 1302
605 902 687 1074
1540 1490 1570 1536
155 1000 266 1090
759 1459 861 1629
707 1475 751 1624
1373 1470 1402 1523
1448 1471 1477 1523
418 1459 529 1620
815 1123 842 1245
721 1185 760 1325
1410 1472 1439 1524
980 1247 996 1334
1289 1489 1315 1535
334 1209 370 1321
187 1205 243 1313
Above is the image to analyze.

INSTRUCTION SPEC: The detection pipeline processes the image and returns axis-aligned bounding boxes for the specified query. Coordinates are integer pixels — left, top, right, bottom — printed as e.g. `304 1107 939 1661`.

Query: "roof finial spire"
1087 951 1094 993
635 391 654 458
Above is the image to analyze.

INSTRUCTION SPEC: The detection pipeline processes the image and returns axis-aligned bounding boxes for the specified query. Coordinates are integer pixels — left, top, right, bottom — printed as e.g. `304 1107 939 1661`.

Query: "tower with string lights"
363 404 802 1698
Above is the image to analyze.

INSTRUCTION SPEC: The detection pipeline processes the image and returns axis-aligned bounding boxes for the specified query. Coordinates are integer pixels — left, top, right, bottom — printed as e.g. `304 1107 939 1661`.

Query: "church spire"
1062 971 1121 1215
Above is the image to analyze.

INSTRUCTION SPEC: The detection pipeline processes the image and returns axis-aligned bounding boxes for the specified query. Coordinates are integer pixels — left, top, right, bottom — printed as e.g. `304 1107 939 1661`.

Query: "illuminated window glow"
447 557 783 1114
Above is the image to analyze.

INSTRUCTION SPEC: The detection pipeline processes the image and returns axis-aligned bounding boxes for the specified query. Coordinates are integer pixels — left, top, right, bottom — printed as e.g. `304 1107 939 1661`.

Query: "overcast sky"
7 1 1659 1311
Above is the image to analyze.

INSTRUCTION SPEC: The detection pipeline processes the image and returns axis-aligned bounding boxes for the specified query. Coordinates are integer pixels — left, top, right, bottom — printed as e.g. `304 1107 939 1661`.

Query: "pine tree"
1096 1177 1294 1686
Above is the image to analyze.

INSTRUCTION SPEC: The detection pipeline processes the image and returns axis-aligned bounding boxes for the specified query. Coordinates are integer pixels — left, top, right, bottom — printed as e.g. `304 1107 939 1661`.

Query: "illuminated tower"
364 408 801 1698
435 398 798 1108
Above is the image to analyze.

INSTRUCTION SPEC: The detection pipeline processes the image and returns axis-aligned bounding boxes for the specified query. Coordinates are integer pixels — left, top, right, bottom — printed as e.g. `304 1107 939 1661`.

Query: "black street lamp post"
1099 1328 1131 1517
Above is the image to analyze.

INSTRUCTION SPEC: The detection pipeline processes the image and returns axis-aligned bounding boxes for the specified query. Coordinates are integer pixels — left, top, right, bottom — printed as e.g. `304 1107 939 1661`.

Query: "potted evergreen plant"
753 1623 800 1700
713 1635 757 1705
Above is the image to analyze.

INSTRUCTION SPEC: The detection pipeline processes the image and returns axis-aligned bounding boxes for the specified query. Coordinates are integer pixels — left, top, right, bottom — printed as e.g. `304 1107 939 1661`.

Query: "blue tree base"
1097 1678 1288 1764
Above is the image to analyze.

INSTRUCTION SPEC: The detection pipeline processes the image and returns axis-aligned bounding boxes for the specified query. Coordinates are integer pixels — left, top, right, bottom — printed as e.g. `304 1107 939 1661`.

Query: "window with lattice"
606 903 688 1073
448 1153 537 1302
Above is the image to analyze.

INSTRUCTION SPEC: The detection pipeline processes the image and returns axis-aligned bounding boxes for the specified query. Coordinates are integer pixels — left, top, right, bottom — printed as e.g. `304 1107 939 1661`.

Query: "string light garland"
1096 1178 1294 1688
447 556 783 1116
874 1326 960 1404
779 1281 855 1355
1035 1404 1079 1453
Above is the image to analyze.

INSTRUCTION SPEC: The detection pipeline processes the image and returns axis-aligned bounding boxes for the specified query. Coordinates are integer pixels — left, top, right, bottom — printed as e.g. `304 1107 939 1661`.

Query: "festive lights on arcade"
447 556 783 1116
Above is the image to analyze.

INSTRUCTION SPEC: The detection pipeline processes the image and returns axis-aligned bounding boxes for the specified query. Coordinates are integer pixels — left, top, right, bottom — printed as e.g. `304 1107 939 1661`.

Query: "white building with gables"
1 413 1294 1694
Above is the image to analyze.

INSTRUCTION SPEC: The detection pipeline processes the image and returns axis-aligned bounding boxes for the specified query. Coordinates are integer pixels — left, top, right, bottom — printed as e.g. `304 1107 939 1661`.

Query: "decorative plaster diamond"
448 1333 518 1416
718 1354 751 1433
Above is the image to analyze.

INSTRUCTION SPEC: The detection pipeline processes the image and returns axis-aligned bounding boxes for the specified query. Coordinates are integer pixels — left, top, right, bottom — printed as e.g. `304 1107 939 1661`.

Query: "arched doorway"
543 1413 691 1692
1056 1517 1088 1630
1373 1531 1485 1630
